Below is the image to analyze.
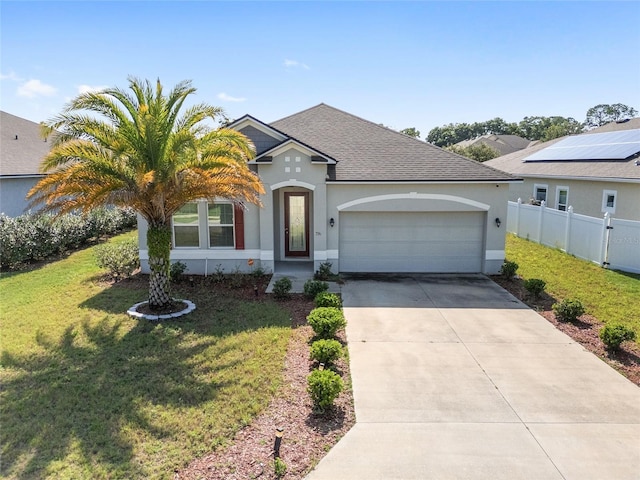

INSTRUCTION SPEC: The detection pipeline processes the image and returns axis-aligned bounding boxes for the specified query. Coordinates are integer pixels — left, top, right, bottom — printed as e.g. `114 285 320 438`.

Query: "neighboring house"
454 134 535 156
0 111 50 217
138 104 520 275
485 119 640 221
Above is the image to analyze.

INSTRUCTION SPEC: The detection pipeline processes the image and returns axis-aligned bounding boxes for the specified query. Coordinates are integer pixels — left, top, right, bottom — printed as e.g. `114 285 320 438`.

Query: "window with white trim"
533 184 548 203
173 203 200 247
556 186 569 211
602 190 617 214
208 203 235 248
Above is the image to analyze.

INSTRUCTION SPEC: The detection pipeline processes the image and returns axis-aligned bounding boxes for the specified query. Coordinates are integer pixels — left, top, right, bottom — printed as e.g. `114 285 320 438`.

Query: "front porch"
265 261 342 294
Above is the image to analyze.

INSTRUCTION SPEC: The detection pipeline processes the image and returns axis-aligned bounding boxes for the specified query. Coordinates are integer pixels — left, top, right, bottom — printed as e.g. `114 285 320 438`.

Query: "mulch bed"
172 285 355 480
491 275 640 387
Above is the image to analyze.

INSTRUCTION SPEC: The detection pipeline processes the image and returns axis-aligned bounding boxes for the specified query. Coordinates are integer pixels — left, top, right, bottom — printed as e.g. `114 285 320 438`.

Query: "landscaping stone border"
127 299 196 321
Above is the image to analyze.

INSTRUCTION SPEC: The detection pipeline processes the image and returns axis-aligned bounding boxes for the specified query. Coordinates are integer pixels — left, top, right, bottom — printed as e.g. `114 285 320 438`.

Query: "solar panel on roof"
523 129 640 162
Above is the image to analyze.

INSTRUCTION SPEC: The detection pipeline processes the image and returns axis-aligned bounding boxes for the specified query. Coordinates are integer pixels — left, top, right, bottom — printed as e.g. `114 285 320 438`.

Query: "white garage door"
339 211 485 273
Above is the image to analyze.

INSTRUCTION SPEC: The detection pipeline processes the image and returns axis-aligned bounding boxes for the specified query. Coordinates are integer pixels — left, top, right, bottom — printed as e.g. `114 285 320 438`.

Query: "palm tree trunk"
147 224 172 309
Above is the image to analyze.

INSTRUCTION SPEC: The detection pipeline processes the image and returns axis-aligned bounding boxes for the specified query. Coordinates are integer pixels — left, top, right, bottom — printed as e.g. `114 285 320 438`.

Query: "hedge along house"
138 104 520 276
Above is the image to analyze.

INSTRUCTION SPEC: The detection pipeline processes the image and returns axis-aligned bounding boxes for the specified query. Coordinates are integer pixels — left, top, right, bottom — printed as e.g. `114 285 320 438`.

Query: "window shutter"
234 204 245 250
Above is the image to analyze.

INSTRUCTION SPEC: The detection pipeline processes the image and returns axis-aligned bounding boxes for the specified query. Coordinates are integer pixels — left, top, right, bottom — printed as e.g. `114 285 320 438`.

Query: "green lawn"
505 234 640 338
1 231 292 479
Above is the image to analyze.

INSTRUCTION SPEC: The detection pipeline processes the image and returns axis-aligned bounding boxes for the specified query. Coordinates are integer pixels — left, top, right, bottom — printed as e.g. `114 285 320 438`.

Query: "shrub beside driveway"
495 234 640 386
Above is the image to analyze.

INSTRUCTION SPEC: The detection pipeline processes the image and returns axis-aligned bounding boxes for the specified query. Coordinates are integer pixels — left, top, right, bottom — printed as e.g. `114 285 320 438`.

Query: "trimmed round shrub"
314 292 342 308
600 324 636 351
95 240 140 279
307 369 344 413
307 307 346 338
524 278 546 298
310 339 343 365
303 279 329 299
500 260 519 279
552 299 585 323
272 277 292 300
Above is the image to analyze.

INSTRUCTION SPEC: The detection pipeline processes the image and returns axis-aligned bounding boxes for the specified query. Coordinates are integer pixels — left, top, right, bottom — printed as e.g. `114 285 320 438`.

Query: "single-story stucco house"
0 111 50 217
138 104 520 275
485 119 640 221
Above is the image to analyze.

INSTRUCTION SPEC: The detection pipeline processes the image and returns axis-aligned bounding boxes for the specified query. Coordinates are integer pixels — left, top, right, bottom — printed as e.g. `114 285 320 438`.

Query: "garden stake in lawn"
273 427 284 459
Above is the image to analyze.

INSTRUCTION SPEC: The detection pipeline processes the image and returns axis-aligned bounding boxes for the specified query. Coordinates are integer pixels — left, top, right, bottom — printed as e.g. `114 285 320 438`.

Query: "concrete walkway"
265 261 341 294
306 274 640 480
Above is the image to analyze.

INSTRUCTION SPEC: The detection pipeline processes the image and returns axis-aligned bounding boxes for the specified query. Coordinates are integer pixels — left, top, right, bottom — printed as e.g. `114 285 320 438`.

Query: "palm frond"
29 77 262 227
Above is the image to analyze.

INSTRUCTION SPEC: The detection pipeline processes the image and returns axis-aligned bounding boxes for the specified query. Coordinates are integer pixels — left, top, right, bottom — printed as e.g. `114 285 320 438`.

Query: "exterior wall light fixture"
495 217 501 228
329 218 335 227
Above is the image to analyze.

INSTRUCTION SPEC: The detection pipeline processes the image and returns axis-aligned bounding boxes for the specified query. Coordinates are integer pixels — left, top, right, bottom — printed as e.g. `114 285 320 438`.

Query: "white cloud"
77 84 109 94
284 59 310 70
217 92 247 102
17 79 57 98
0 70 22 81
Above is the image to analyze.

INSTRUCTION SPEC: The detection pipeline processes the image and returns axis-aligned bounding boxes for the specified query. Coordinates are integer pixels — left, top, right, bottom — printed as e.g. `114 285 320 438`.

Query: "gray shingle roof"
270 104 517 182
485 122 640 181
1 111 50 176
455 134 534 156
589 117 640 133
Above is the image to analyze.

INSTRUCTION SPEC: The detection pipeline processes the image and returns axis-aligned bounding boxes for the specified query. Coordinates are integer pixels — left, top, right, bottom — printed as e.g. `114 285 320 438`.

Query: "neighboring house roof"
1 111 50 177
455 134 534 156
485 123 640 182
589 117 640 133
269 104 517 182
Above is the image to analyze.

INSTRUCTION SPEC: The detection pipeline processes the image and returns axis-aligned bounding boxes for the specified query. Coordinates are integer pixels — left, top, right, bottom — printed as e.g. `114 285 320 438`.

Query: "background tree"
446 143 501 162
28 78 264 310
540 118 583 141
584 103 638 129
427 118 518 147
428 115 585 147
400 127 421 139
427 123 474 147
481 117 518 136
517 116 583 141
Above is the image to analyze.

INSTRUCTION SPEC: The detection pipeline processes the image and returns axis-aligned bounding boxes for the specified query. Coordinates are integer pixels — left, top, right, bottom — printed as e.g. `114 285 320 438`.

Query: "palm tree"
28 77 264 310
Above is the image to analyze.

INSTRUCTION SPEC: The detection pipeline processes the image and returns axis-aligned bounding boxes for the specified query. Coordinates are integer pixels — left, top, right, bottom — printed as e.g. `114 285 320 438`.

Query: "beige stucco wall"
0 176 42 217
138 143 512 275
509 177 640 221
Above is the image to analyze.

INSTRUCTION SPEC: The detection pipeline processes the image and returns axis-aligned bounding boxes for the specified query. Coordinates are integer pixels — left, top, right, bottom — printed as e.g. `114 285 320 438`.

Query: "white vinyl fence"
507 199 640 274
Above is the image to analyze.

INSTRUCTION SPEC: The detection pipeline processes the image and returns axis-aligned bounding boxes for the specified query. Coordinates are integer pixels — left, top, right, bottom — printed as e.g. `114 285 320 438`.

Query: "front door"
284 192 310 257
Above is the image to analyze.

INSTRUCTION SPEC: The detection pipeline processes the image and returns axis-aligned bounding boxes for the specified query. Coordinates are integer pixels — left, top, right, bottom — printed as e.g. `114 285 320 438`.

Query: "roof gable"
253 139 337 164
270 104 516 182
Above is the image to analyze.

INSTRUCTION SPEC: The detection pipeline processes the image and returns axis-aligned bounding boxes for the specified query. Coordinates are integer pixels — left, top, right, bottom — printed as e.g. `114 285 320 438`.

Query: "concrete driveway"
306 274 640 480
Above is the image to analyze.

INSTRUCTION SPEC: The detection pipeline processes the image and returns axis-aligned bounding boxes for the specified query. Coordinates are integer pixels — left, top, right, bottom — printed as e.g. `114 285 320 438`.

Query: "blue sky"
1 1 639 137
